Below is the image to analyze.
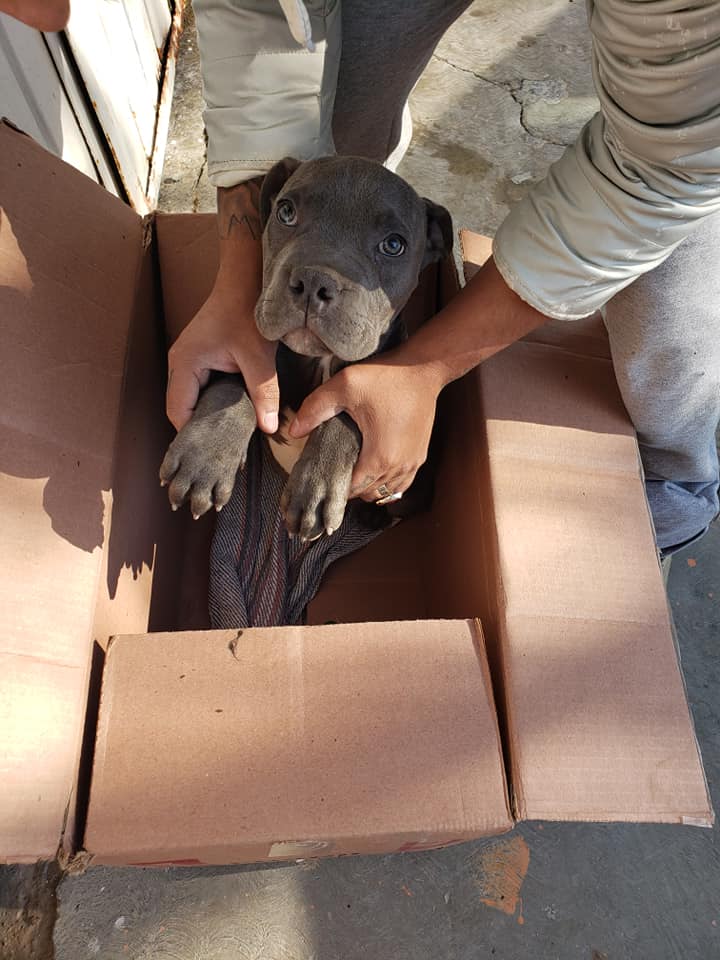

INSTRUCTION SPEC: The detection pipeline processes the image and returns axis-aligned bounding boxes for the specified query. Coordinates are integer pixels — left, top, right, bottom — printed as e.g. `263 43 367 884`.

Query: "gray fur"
160 156 452 538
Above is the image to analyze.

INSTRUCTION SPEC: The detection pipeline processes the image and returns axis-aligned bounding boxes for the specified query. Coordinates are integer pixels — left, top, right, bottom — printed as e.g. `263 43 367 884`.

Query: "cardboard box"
0 120 713 868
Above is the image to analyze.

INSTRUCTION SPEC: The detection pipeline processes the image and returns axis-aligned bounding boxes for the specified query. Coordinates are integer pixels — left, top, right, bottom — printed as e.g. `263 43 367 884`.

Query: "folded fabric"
209 432 385 628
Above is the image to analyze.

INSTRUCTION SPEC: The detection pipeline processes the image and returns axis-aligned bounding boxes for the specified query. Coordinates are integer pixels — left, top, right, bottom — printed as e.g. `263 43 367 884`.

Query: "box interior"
112 211 494 636
0 120 713 867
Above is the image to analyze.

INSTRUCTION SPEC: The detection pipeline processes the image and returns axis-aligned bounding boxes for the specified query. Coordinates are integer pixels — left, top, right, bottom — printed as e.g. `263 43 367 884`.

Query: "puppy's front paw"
280 460 350 542
159 418 251 519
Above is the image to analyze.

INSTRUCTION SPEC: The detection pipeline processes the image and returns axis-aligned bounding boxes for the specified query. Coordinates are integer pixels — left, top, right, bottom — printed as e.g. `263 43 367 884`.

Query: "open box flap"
461 229 713 826
83 620 513 866
0 120 149 860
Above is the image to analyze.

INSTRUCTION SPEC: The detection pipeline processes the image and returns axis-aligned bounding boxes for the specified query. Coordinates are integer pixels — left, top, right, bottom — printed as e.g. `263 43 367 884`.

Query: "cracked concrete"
400 53 564 237
158 3 213 214
157 0 599 235
397 0 598 237
0 862 61 960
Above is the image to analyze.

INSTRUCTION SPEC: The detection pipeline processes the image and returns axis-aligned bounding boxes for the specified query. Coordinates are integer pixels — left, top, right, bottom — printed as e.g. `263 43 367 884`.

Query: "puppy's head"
255 156 453 362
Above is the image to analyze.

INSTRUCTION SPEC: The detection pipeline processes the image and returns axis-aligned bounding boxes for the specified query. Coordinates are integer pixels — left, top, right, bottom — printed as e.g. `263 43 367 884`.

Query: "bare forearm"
166 177 280 431
399 256 549 389
214 179 263 303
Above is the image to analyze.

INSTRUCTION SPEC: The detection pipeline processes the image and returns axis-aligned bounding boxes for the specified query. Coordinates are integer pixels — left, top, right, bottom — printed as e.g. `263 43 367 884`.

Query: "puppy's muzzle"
288 267 340 315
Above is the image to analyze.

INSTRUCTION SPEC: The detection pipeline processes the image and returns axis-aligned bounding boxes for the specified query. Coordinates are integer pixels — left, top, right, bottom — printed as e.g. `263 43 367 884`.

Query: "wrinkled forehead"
280 158 426 234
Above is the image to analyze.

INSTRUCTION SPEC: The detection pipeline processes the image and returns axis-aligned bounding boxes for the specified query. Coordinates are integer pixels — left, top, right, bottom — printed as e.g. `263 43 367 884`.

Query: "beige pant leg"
194 0 341 186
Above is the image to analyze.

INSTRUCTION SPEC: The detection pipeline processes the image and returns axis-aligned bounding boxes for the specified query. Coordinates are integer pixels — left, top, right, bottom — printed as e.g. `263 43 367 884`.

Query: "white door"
0 1 177 212
0 14 104 183
64 0 174 210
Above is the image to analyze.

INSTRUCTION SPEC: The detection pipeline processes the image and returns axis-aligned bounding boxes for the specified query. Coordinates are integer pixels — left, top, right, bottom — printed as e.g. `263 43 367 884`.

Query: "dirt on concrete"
0 861 62 960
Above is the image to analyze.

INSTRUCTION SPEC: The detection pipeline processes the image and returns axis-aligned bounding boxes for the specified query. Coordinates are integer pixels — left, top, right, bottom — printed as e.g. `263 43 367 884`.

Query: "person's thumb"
289 380 345 438
167 364 207 431
243 346 281 434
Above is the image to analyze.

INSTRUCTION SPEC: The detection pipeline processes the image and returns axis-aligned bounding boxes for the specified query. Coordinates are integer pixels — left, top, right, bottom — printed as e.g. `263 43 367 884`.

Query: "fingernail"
193 513 199 521
171 504 178 512
160 479 167 487
263 411 279 433
215 504 223 513
325 526 335 536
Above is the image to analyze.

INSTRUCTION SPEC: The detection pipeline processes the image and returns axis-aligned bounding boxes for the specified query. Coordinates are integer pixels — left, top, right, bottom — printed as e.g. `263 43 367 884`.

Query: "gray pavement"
3 2 719 958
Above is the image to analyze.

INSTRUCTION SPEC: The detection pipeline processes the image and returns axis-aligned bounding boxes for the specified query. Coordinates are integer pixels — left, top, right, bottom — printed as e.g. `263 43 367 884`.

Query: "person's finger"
350 444 409 495
356 473 416 504
289 378 346 438
242 342 280 433
166 364 209 431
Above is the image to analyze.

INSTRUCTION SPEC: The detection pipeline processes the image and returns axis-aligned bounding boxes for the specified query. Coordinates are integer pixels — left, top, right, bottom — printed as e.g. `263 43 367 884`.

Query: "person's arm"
289 257 549 500
166 179 280 434
167 0 339 432
493 0 720 320
0 0 69 30
291 0 720 500
192 0 336 188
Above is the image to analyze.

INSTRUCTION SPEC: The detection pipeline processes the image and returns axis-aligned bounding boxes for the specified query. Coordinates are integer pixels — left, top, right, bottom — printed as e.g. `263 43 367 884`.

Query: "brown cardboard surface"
85 620 511 865
0 122 145 860
460 233 712 825
1 118 712 865
152 213 239 631
479 342 712 824
307 517 433 625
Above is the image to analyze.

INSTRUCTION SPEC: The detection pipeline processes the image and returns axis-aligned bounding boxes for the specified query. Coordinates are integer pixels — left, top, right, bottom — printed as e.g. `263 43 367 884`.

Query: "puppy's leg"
159 376 256 518
281 413 360 541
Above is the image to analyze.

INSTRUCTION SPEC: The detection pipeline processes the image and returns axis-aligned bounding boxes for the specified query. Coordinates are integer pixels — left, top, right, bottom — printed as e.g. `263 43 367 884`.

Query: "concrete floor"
4 1 719 957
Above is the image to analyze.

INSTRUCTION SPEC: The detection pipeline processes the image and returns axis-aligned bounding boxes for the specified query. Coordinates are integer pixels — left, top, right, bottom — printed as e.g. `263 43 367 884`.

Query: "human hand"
287 257 549 502
165 177 280 434
288 353 445 502
166 287 279 434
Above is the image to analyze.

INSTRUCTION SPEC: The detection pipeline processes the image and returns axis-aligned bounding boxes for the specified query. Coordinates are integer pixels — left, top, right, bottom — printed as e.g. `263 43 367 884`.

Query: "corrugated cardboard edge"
633 446 714 829
469 619 513 826
59 633 120 873
460 227 714 829
63 220 157 863
447 231 518 815
0 119 152 863
1 116 30 138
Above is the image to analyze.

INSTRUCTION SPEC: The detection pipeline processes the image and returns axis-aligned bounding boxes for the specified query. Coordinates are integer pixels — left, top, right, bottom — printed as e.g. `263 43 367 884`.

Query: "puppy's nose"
288 268 339 311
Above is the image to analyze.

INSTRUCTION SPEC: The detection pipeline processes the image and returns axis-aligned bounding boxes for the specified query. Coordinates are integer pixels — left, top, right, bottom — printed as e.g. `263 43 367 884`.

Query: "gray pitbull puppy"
160 156 453 541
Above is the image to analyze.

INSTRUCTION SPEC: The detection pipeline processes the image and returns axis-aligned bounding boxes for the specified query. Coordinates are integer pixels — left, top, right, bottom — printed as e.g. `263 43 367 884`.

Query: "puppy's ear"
422 198 454 267
259 157 302 229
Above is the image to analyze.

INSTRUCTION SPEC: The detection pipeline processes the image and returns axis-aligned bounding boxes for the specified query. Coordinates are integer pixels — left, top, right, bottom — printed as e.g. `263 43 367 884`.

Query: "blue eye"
276 199 297 226
379 234 406 257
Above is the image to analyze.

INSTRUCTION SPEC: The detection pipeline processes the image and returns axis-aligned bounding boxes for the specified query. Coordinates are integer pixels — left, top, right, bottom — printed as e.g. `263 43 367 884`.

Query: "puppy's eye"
379 234 406 257
276 199 297 226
